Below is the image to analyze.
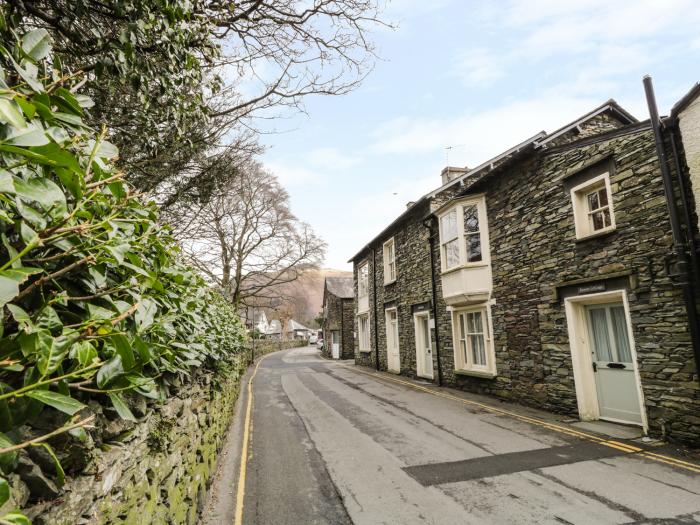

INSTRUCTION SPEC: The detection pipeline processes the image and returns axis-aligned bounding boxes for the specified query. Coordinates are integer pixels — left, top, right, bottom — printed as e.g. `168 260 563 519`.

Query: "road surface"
202 346 700 525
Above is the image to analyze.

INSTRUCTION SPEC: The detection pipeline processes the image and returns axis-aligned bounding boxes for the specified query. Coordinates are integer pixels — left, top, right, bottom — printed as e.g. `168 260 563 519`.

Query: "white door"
586 303 643 425
331 331 340 359
386 309 400 373
414 313 434 379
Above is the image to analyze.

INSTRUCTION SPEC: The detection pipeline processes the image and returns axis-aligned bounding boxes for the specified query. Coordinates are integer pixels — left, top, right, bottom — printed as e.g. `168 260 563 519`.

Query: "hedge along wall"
14 356 246 525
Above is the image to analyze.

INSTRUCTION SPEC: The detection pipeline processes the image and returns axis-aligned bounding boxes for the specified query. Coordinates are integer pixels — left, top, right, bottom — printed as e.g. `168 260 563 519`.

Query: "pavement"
201 346 700 525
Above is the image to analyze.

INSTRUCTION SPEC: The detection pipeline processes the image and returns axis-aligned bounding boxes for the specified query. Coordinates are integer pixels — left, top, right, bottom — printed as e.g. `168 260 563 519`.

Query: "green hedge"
0 30 244 523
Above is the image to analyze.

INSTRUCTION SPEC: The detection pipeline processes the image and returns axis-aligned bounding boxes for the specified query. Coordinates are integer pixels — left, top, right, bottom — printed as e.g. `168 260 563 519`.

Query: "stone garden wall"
11 355 253 524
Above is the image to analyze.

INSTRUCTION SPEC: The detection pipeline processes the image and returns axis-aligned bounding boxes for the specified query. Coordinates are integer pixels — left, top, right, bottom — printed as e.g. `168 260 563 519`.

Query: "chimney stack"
441 166 469 185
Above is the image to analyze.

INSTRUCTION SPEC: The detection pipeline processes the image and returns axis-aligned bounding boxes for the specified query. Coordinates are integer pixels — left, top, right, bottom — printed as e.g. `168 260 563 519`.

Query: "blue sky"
258 0 700 270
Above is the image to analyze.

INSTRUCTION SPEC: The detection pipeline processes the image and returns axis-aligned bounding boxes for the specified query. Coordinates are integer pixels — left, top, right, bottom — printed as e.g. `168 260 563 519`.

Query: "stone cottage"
322 277 355 359
350 90 700 444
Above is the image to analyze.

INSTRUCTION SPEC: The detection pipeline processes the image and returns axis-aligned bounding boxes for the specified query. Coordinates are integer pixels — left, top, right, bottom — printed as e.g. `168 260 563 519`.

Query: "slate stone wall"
351 119 700 444
446 128 699 443
322 293 355 359
17 358 247 524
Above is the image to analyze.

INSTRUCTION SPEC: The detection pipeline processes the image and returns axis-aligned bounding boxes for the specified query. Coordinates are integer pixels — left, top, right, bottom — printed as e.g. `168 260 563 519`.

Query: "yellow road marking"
234 354 270 525
349 367 700 474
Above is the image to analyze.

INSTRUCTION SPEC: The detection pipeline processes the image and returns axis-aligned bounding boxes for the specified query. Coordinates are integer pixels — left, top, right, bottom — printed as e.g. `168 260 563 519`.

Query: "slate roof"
326 277 354 299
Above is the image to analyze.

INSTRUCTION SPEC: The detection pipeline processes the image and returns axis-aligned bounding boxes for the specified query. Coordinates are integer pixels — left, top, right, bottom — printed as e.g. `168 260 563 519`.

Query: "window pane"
466 233 482 262
459 313 466 339
591 211 605 231
611 306 632 362
441 210 458 241
603 208 611 227
445 239 460 268
463 204 479 233
470 334 487 365
467 311 483 334
598 188 608 207
589 308 613 361
587 191 599 211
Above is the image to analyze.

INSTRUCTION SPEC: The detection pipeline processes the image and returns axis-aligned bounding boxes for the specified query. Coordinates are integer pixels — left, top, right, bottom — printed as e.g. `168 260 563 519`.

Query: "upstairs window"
358 262 369 298
438 196 489 272
383 238 396 284
463 204 482 263
440 209 460 270
571 173 616 240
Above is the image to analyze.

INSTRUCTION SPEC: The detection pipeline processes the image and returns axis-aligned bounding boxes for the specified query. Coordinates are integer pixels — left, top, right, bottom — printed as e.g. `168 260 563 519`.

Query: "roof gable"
325 276 354 298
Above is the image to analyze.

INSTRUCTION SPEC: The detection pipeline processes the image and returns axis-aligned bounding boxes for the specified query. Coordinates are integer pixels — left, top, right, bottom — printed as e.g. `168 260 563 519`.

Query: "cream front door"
414 313 433 379
386 309 400 373
586 303 643 425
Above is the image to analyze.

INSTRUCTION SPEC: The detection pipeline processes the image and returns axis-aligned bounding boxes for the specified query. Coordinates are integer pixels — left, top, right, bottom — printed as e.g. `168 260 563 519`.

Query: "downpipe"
643 75 700 384
423 217 443 386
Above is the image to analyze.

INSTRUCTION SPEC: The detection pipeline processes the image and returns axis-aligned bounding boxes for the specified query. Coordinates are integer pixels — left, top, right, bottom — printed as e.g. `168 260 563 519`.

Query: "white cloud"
369 92 604 164
450 48 506 87
307 147 363 170
265 161 322 186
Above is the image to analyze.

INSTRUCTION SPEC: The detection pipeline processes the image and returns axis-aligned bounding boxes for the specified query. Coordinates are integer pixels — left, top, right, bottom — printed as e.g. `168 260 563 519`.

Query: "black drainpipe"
422 217 443 386
643 75 700 382
372 247 380 370
668 131 700 288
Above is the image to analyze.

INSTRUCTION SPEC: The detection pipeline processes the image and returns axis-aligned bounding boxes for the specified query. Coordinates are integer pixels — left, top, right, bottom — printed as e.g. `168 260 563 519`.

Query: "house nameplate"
577 283 606 295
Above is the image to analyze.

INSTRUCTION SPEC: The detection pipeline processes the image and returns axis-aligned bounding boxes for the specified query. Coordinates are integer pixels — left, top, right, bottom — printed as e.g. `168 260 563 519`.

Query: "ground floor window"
358 313 370 352
451 305 496 376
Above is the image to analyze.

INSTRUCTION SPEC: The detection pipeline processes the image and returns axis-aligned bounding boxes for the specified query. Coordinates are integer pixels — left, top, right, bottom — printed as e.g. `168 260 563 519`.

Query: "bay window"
437 196 489 272
452 305 496 376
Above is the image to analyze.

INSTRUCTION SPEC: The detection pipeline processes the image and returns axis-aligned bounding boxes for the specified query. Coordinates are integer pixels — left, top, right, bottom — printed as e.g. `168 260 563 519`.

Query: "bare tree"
174 161 326 309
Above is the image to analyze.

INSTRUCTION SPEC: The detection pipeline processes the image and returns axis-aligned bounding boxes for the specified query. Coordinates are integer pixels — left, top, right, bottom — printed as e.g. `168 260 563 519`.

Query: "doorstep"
570 420 644 441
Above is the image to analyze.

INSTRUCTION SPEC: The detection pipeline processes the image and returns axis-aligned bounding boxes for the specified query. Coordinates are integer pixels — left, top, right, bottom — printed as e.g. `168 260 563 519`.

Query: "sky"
257 0 700 271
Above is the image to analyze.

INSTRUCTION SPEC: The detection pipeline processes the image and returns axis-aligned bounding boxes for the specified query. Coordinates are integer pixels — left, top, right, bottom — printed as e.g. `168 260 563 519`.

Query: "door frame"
385 307 400 373
564 289 648 431
413 312 434 379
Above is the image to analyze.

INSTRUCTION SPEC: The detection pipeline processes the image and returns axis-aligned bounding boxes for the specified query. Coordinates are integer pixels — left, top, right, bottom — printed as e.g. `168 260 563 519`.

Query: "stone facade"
676 86 700 233
322 278 355 360
14 358 246 524
350 101 700 445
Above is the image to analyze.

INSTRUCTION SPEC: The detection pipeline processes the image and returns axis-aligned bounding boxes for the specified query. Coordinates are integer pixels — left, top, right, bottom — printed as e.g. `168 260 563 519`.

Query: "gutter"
643 75 700 383
422 217 443 386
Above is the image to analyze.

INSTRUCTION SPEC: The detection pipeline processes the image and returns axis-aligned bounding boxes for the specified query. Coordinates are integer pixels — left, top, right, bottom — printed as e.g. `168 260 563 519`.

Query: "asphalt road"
202 346 700 525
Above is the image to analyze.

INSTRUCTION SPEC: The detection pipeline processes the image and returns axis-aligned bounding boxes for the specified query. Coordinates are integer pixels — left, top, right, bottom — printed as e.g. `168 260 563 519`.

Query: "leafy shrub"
0 29 244 519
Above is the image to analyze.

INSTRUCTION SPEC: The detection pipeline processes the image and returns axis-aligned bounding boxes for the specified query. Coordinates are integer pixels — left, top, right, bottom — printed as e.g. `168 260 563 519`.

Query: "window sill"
384 279 396 286
454 368 497 379
575 227 616 243
358 348 372 354
441 262 489 276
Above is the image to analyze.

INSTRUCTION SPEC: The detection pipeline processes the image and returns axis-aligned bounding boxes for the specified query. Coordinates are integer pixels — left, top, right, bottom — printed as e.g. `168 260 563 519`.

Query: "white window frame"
451 304 496 377
358 313 371 352
383 237 397 285
437 196 490 273
358 262 369 298
570 172 616 240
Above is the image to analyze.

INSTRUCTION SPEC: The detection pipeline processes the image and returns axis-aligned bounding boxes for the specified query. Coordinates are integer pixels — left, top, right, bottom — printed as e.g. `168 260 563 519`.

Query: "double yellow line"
350 367 700 474
234 354 270 525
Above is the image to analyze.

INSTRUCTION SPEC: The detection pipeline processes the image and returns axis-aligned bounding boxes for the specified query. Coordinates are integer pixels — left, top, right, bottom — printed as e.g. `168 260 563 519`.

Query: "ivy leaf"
96 354 124 388
36 335 71 376
0 99 26 129
25 390 86 415
109 393 136 422
111 334 135 369
0 432 17 474
0 477 9 507
21 28 51 61
0 512 31 525
0 169 15 193
35 442 65 487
